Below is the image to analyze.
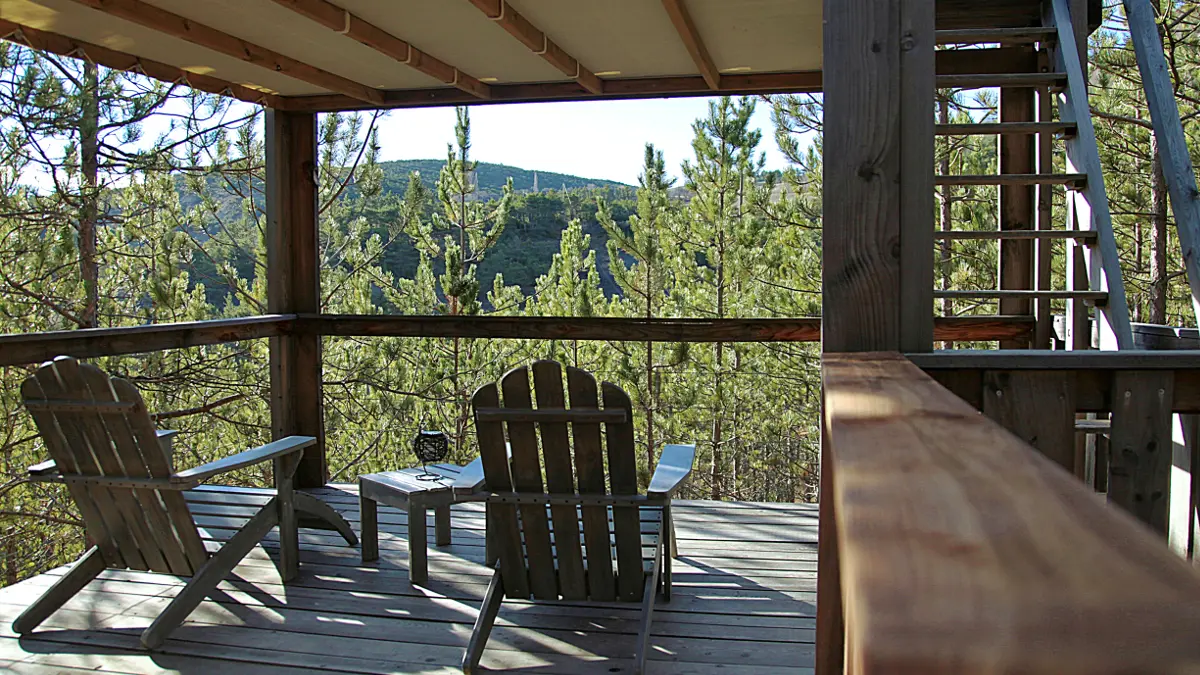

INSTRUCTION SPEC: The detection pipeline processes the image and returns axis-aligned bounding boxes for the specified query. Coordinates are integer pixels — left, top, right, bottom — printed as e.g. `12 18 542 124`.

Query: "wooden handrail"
822 352 1200 673
0 315 295 367
0 314 1036 367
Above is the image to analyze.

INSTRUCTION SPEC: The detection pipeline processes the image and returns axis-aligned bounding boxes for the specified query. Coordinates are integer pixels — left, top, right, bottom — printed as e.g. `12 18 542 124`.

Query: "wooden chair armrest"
647 443 696 499
27 459 61 479
174 436 315 484
453 456 486 495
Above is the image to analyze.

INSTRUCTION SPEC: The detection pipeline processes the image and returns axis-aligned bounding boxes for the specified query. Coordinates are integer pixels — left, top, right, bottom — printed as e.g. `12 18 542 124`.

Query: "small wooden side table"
359 463 483 584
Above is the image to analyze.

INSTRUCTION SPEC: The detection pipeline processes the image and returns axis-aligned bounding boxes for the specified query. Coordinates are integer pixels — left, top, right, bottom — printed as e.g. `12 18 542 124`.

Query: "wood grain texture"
824 352 1200 675
0 315 291 367
530 361 587 600
465 0 603 94
267 0 490 99
899 0 936 353
266 110 325 488
471 382 529 599
1035 62 1056 349
1051 0 1135 349
661 0 721 89
567 366 616 601
603 382 644 602
0 19 282 107
1108 371 1175 534
499 366 557 601
983 370 1078 472
821 0 901 351
64 0 382 104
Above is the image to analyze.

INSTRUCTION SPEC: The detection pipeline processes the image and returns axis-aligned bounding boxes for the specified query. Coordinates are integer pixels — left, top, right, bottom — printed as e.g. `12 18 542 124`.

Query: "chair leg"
141 499 279 650
294 491 358 547
463 565 504 675
13 546 105 634
275 457 299 583
635 554 661 675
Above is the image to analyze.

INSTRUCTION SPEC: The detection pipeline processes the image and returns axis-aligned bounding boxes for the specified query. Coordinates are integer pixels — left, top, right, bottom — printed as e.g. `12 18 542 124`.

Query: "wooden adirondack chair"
460 361 696 675
12 355 358 649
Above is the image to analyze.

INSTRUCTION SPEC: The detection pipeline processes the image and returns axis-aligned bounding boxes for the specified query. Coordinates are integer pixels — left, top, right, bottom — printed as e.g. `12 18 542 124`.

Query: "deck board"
0 485 817 674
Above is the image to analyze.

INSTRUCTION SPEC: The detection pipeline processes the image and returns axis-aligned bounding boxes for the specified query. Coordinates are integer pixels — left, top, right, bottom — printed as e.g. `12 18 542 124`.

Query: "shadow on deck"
0 485 816 674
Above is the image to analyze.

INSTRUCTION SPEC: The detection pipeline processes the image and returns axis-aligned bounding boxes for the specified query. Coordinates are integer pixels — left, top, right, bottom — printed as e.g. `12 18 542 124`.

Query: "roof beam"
65 0 384 105
277 70 823 112
267 0 490 99
661 0 721 90
0 19 282 107
465 0 604 95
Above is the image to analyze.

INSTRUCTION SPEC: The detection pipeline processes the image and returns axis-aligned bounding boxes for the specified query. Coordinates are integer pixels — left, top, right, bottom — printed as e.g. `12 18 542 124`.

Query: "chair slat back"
22 356 207 575
472 360 643 602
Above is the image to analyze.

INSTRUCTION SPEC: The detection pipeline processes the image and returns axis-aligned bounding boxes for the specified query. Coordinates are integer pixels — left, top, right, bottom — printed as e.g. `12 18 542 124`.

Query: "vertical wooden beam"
821 0 934 670
1109 370 1175 535
998 51 1036 349
1034 50 1055 349
900 0 936 354
983 370 1078 473
823 0 934 353
266 109 326 488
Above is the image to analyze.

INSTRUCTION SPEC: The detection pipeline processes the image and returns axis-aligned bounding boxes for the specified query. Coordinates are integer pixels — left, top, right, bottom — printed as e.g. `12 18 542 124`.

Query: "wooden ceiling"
0 0 1080 112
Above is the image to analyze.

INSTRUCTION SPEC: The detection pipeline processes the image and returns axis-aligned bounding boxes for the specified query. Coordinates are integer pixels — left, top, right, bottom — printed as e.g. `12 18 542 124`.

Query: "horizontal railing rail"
0 315 296 367
821 352 1200 674
0 314 1034 366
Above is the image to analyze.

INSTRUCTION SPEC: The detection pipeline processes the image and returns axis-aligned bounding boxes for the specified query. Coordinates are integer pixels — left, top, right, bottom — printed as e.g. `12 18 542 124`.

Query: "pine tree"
672 97 772 500
599 144 681 476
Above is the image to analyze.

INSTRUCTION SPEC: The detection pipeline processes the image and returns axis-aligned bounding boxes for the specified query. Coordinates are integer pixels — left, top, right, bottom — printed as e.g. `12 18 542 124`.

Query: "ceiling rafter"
465 0 604 95
65 0 384 105
661 0 721 90
0 18 282 107
268 0 490 99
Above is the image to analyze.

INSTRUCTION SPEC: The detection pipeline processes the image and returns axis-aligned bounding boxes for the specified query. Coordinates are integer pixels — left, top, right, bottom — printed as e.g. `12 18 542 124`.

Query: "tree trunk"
79 60 100 329
1150 133 1168 324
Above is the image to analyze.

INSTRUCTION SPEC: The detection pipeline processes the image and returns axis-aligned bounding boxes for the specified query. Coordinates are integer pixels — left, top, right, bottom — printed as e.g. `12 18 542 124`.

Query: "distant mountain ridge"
378 159 630 199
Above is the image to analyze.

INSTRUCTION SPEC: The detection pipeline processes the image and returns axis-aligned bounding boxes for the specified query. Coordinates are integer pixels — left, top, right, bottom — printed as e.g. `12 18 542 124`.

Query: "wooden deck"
0 484 817 674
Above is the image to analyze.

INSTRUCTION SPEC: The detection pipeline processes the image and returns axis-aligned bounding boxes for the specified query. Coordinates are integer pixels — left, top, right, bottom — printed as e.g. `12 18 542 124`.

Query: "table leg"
434 503 452 547
409 503 428 585
360 492 379 562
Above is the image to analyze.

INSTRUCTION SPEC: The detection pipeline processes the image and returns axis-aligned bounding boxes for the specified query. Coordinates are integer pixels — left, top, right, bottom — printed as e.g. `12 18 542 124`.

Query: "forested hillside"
2 3 1199 587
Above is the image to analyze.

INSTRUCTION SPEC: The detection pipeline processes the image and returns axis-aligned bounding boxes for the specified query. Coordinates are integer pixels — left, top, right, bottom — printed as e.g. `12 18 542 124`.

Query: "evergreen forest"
3 3 1200 587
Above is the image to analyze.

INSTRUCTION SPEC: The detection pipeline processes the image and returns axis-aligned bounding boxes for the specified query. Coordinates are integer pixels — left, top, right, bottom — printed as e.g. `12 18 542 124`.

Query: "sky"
370 97 794 186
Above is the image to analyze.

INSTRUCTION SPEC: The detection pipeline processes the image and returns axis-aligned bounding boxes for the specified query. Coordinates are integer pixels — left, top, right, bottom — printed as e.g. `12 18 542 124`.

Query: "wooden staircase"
933 0 1135 351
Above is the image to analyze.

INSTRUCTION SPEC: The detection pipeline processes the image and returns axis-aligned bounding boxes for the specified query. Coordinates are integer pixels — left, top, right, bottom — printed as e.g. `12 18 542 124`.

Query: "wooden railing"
821 352 1200 674
0 313 1035 367
910 349 1200 543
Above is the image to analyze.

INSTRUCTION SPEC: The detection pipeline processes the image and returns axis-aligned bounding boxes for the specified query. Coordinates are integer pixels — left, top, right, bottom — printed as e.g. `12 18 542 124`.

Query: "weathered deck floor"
0 484 817 674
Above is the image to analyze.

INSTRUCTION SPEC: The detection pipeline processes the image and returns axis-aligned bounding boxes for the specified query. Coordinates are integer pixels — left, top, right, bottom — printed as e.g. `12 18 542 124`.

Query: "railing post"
266 109 326 488
821 0 935 670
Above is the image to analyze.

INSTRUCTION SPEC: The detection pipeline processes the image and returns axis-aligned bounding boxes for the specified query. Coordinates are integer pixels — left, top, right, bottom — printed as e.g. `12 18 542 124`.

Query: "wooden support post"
998 52 1036 349
1109 370 1175 534
821 0 934 670
1034 49 1055 350
266 109 326 488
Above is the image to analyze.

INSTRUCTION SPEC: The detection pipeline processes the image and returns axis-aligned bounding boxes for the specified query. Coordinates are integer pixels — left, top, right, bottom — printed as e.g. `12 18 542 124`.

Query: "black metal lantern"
412 430 450 481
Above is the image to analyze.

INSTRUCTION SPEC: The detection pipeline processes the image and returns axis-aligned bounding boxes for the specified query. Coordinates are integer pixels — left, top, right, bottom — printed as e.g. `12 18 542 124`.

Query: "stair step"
1075 418 1112 433
934 230 1098 241
934 290 1108 301
936 27 1058 45
937 73 1067 89
936 173 1087 187
936 122 1077 136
